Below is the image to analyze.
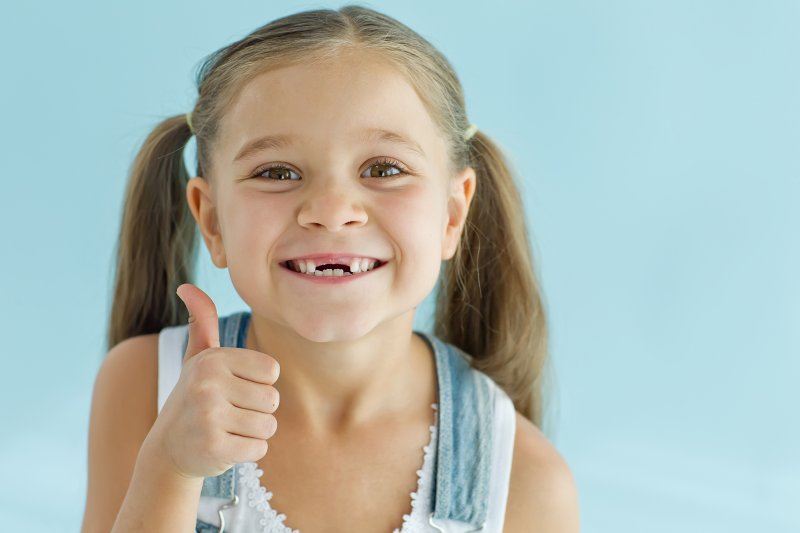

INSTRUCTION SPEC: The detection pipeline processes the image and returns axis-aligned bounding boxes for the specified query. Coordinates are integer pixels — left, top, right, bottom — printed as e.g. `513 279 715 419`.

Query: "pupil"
372 165 395 178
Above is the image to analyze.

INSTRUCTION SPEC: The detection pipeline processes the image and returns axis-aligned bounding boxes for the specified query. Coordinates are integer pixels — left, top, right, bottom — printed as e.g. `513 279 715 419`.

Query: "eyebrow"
232 128 426 162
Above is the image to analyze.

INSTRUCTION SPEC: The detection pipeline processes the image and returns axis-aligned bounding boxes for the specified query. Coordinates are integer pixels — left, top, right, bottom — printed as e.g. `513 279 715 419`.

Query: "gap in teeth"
289 259 379 275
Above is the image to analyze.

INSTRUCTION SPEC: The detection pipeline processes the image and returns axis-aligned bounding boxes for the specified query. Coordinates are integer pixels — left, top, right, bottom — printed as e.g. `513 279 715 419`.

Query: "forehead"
214 51 446 166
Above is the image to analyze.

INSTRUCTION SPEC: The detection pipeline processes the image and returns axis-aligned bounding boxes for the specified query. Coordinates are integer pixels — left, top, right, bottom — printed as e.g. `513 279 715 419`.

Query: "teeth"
289 258 380 276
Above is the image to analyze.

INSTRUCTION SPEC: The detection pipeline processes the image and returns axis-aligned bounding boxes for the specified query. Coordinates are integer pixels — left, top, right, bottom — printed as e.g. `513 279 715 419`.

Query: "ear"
441 166 476 260
185 176 227 268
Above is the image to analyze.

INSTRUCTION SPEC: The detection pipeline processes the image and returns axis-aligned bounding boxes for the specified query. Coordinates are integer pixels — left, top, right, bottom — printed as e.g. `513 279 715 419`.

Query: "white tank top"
158 324 516 532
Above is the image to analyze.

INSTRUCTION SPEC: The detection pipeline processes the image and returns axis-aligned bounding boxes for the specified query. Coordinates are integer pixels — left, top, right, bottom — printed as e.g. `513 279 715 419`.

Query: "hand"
144 283 281 479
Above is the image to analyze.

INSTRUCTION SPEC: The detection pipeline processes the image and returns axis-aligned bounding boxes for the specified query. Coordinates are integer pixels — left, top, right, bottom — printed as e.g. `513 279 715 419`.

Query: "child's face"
188 50 475 343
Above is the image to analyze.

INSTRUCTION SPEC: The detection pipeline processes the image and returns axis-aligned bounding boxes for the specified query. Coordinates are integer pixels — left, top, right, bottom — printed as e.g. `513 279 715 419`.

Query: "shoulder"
91 333 162 448
82 333 160 532
99 333 160 380
503 411 580 533
92 333 160 420
93 333 161 416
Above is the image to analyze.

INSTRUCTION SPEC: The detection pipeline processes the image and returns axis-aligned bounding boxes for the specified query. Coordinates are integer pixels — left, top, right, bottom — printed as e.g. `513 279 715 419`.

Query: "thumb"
176 283 220 362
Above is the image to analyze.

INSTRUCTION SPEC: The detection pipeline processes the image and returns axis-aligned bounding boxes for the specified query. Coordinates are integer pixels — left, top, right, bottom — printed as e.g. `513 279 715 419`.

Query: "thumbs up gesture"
145 283 281 479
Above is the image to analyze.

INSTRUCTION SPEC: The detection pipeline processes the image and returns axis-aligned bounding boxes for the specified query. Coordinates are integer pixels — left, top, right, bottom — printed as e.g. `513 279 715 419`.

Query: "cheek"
379 186 447 270
223 191 291 263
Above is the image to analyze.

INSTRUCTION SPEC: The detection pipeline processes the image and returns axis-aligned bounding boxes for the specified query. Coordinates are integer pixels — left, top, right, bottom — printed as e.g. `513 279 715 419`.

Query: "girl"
83 5 579 533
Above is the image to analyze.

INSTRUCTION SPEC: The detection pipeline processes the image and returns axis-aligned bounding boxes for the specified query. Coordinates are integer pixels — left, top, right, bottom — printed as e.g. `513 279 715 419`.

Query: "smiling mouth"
281 259 387 277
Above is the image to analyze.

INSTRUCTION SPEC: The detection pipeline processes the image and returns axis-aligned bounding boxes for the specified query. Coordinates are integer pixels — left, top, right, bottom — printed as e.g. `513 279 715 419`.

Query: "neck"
245 312 436 436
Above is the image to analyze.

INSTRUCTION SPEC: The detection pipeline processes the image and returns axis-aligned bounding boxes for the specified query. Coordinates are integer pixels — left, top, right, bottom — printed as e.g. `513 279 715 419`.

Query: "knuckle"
266 358 280 383
264 414 278 438
256 440 269 458
194 352 223 379
266 387 280 411
191 380 218 406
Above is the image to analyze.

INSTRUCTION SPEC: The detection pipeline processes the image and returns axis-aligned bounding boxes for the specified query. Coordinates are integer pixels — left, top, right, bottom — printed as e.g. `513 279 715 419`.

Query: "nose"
296 185 368 231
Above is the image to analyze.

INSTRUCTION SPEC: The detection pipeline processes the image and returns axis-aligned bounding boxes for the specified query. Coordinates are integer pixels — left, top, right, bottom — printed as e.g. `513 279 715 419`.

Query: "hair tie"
186 111 195 134
464 123 478 141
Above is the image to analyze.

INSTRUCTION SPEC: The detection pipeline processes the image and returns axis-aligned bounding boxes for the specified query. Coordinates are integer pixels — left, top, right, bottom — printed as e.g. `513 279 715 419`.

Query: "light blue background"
1 1 797 531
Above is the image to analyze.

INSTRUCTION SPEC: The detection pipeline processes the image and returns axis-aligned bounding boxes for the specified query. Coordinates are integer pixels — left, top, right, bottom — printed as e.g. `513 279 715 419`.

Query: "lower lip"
280 262 387 284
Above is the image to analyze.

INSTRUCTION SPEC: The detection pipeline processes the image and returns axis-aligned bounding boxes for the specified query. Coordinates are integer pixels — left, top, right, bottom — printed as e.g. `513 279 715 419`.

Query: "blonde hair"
108 5 550 428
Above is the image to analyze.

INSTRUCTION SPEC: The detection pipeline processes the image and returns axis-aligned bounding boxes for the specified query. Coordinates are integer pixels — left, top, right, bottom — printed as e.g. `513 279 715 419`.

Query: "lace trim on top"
237 402 439 533
394 402 439 533
238 462 298 533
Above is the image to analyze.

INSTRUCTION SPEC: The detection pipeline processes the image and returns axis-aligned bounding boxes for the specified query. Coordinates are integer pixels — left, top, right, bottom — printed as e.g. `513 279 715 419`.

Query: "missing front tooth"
317 263 351 273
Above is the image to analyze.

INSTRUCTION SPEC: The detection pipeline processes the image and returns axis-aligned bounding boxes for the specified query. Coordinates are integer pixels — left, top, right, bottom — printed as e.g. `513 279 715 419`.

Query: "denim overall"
189 311 496 533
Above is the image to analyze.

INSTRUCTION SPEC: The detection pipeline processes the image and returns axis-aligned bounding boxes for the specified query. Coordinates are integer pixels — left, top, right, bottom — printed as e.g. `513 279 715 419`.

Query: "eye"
252 163 301 181
250 158 411 181
361 157 409 179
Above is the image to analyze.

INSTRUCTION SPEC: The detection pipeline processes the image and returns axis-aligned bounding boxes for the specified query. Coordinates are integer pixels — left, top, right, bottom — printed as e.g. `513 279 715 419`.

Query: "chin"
288 315 379 344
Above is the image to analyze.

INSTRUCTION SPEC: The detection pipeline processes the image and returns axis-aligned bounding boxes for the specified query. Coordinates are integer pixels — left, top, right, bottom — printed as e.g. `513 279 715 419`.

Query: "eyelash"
250 157 410 181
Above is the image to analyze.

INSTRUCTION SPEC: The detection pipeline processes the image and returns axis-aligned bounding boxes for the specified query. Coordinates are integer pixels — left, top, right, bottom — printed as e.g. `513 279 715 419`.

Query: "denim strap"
419 332 493 530
195 517 219 533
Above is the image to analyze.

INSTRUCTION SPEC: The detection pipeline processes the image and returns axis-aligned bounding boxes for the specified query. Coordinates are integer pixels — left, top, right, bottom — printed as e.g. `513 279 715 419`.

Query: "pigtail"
435 130 550 428
106 114 197 351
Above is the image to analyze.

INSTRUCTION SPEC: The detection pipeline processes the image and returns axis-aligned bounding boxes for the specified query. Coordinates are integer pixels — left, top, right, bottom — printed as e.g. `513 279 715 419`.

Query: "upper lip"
280 253 388 264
